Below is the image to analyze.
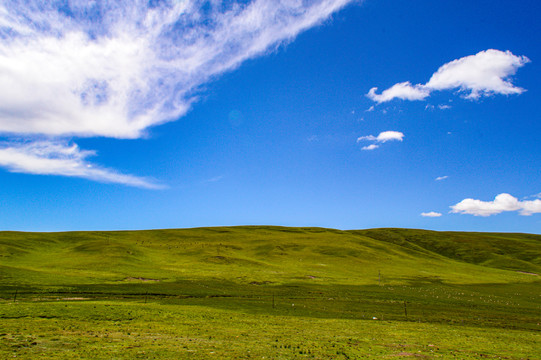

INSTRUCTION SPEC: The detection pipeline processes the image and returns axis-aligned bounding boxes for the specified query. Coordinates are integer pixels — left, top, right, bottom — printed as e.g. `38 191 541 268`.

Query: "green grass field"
1 226 540 359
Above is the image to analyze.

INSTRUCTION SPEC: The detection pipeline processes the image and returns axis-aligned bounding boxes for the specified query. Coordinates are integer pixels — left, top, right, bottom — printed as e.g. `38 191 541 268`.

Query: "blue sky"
0 0 539 232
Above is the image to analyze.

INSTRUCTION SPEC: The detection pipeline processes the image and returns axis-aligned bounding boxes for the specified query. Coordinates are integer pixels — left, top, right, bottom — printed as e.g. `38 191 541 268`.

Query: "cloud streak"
367 49 529 103
0 0 354 184
421 212 442 217
450 193 541 217
0 141 162 188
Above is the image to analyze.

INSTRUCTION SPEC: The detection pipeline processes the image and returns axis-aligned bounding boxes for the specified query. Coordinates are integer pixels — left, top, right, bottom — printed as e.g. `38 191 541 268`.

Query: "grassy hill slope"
1 226 539 290
1 227 540 359
354 228 541 273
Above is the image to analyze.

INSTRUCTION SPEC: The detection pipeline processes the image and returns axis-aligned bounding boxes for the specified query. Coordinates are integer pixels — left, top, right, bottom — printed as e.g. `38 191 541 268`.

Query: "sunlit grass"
1 227 539 358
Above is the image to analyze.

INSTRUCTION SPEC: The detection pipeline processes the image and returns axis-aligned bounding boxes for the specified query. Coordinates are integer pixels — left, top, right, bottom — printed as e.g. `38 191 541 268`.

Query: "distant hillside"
352 228 541 274
0 227 539 289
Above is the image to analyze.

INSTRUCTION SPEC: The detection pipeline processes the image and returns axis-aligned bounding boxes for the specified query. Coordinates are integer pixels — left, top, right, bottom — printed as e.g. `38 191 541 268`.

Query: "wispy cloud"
203 175 224 183
358 131 404 142
367 49 529 103
524 193 541 200
0 141 162 188
450 193 541 216
435 175 448 181
357 131 404 150
361 144 379 151
421 212 442 217
0 0 354 184
367 82 429 103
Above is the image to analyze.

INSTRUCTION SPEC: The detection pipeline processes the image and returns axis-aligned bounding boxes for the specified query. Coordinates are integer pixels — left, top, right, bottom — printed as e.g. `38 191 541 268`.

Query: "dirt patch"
516 271 538 276
124 277 160 282
249 281 273 285
389 352 429 358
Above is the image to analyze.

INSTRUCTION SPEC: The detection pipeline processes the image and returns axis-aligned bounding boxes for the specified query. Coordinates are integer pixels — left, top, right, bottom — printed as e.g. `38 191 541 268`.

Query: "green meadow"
0 226 539 359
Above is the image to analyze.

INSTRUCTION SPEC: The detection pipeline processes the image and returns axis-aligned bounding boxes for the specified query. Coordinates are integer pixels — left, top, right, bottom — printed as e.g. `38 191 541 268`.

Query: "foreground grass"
0 227 539 358
1 300 539 359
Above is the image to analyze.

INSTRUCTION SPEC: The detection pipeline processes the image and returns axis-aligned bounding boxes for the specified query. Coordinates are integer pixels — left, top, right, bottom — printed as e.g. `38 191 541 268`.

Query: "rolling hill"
1 227 539 359
1 226 539 289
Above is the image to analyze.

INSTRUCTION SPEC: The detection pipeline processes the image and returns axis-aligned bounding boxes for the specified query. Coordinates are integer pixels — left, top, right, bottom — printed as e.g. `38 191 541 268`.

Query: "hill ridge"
1 227 540 291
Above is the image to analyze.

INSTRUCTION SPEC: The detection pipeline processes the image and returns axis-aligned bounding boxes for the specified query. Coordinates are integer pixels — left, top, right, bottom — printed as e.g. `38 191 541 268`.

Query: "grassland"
0 226 539 359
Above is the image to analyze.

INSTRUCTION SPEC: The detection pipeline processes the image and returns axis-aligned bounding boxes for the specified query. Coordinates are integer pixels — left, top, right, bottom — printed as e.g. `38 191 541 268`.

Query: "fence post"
404 301 408 320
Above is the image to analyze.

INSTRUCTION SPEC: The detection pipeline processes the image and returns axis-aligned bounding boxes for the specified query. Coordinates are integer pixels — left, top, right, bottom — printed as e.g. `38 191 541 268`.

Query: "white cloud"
375 131 404 142
361 144 379 151
0 141 161 188
450 193 541 217
521 200 541 216
522 192 541 200
435 175 448 181
357 135 377 142
357 131 404 143
0 0 354 139
367 49 529 103
0 1 354 184
426 50 529 99
357 131 403 150
367 82 429 103
421 212 442 217
438 104 451 110
530 193 541 199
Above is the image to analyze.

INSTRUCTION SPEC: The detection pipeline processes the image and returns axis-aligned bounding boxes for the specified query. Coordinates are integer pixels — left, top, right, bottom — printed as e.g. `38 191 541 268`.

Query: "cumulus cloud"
357 131 404 150
0 141 162 188
367 49 529 103
0 0 354 184
375 131 404 142
450 193 541 216
421 212 442 217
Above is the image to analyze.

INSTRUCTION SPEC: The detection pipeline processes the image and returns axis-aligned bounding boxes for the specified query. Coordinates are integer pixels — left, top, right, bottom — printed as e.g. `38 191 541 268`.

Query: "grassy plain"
0 226 539 359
